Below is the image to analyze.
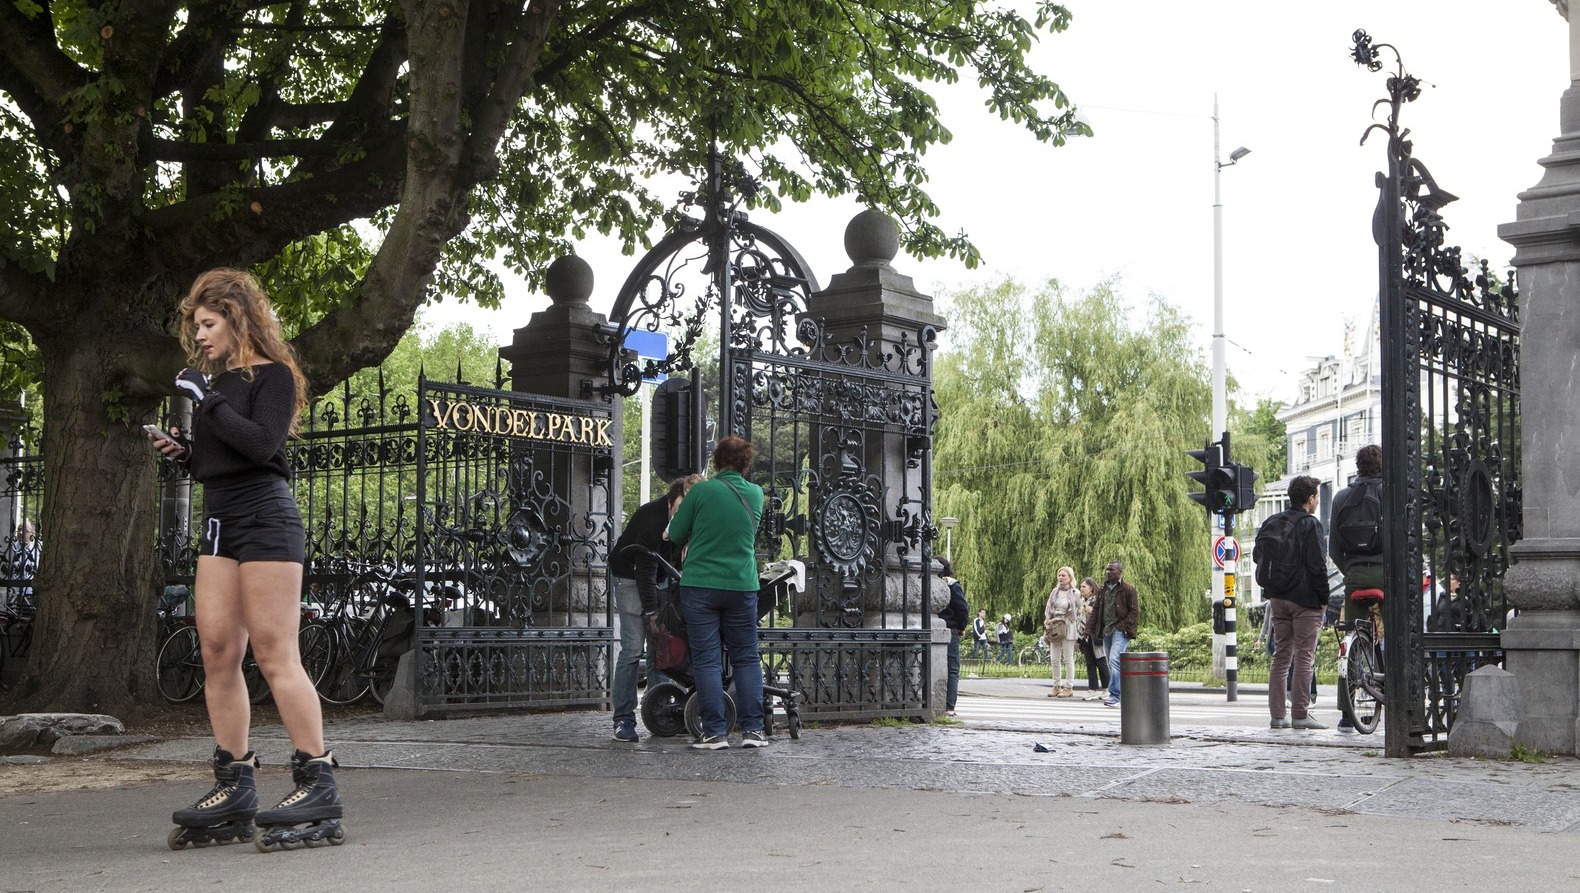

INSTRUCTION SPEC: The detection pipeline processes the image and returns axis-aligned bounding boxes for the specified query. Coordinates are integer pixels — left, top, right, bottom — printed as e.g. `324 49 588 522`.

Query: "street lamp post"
1212 95 1249 702
939 516 959 563
1212 95 1250 445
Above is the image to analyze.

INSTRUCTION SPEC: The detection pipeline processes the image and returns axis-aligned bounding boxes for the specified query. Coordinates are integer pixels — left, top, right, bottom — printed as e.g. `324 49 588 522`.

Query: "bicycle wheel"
243 646 271 705
298 621 335 689
156 626 206 703
1341 632 1382 734
316 621 370 705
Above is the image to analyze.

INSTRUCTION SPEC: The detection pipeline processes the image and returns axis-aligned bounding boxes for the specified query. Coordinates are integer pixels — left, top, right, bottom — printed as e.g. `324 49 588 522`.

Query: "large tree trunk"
5 327 165 718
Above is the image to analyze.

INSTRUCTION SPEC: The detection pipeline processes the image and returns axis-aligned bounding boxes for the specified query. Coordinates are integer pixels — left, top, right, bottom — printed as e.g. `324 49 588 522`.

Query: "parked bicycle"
1336 587 1385 734
301 564 435 706
153 588 279 706
1017 637 1050 669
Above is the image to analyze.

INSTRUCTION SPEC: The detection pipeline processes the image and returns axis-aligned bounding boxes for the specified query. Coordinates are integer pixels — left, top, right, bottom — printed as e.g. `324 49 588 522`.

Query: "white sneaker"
740 730 769 748
690 735 728 750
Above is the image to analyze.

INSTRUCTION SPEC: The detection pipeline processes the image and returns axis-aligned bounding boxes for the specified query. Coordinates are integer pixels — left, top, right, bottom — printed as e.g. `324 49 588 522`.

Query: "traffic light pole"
1222 508 1238 702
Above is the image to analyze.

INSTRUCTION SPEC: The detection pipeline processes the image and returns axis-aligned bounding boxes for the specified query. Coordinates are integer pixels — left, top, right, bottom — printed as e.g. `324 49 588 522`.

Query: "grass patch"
1510 743 1547 764
932 714 963 726
871 716 912 728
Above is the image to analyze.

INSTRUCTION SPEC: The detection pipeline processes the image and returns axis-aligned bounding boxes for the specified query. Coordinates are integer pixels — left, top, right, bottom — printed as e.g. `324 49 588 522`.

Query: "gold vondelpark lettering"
428 398 610 446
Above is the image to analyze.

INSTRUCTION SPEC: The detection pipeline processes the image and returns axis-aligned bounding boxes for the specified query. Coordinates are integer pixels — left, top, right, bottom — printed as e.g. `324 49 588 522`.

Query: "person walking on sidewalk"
608 474 701 742
1255 474 1330 731
150 269 343 850
936 558 969 715
665 436 768 750
995 614 1015 664
1094 561 1138 707
970 609 990 661
1076 576 1109 698
1044 566 1081 697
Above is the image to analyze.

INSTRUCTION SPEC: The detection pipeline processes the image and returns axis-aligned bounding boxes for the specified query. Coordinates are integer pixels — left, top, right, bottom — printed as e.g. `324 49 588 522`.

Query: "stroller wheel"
640 682 689 738
684 689 736 740
787 706 801 740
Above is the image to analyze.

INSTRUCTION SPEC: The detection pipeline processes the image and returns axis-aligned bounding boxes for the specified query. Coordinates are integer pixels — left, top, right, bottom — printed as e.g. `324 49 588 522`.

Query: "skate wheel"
327 826 347 846
167 827 187 850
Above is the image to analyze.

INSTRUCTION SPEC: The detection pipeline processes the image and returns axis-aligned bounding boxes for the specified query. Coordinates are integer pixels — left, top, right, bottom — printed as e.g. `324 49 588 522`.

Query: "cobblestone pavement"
110 688 1580 834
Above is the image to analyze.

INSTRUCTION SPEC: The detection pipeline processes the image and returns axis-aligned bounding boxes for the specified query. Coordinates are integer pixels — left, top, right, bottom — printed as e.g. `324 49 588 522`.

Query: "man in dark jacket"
1329 443 1383 732
1094 560 1139 707
1262 475 1330 730
607 475 699 742
935 558 969 715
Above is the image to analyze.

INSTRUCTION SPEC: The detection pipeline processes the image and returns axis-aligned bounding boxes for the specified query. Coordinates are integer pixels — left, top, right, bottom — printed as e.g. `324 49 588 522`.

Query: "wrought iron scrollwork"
1356 31 1521 755
601 152 821 398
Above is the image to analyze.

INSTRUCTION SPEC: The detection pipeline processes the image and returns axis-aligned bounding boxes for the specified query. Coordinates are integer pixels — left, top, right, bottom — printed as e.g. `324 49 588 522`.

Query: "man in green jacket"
665 435 767 750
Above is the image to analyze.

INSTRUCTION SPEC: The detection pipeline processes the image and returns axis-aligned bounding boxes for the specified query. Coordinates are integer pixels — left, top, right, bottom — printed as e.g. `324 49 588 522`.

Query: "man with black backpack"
1253 475 1330 730
1329 444 1384 732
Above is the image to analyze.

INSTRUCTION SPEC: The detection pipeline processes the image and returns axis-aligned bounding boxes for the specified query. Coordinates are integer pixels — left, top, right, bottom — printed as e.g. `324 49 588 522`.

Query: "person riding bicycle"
1329 444 1384 733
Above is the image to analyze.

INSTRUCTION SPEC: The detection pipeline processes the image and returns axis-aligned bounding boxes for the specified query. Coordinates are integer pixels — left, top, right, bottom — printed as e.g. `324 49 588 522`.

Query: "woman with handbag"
1044 566 1082 697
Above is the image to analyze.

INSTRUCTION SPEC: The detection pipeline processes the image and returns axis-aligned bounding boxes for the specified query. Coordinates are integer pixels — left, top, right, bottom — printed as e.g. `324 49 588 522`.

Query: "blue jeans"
611 576 669 724
945 631 961 711
680 586 764 738
1105 629 1130 701
970 637 989 661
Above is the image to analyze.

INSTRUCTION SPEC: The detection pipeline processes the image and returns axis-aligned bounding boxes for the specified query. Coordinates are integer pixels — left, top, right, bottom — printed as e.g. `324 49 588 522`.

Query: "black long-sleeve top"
609 496 682 613
188 363 294 489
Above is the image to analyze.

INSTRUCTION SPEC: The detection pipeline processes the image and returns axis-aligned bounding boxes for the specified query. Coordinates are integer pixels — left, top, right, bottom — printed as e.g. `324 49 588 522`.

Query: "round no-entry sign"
1213 535 1240 568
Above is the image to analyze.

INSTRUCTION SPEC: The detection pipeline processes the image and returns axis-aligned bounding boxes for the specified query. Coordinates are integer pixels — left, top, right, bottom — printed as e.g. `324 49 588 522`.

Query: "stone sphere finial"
544 255 594 305
844 209 900 269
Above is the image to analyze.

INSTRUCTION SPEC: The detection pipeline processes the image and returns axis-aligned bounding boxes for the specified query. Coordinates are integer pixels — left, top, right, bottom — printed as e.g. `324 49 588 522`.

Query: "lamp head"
1229 146 1251 162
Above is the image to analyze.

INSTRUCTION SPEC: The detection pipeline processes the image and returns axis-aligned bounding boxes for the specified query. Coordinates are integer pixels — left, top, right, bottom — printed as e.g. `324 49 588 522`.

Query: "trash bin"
1120 651 1169 745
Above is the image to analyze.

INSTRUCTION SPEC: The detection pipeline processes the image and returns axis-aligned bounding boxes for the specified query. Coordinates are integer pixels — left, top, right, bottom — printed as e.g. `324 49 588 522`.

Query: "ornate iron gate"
153 371 615 715
413 378 615 713
604 154 938 719
1356 32 1522 755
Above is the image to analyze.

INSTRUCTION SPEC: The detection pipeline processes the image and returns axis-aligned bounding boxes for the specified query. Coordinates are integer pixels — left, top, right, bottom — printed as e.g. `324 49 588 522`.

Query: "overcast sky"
426 1 1569 405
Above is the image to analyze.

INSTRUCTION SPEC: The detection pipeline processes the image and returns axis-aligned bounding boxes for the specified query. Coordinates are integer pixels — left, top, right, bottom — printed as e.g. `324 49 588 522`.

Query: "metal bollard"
1120 651 1170 745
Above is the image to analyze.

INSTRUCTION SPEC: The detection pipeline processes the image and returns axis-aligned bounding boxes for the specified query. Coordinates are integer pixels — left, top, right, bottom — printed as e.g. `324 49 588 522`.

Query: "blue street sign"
622 330 669 384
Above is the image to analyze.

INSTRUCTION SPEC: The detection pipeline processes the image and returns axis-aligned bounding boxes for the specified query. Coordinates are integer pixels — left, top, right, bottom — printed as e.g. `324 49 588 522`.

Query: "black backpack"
1254 510 1306 594
1335 479 1383 557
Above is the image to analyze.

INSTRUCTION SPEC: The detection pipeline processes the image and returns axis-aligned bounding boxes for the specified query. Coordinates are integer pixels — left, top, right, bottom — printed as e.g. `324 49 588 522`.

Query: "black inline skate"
168 747 260 850
254 750 346 852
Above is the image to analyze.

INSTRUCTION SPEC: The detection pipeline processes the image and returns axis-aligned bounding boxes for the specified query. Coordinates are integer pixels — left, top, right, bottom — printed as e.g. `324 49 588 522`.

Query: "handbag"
1043 617 1066 643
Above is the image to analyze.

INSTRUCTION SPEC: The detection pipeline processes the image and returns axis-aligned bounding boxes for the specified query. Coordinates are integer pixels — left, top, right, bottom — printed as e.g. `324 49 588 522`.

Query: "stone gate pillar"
804 212 950 706
1495 4 1580 755
497 255 623 626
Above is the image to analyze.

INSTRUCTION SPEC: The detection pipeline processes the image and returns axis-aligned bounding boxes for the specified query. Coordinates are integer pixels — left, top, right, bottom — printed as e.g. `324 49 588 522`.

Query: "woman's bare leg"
241 561 324 755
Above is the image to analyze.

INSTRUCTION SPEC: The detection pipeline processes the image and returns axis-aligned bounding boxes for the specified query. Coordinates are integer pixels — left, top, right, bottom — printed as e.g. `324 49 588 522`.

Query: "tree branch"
137 126 408 272
0 263 51 329
148 136 342 162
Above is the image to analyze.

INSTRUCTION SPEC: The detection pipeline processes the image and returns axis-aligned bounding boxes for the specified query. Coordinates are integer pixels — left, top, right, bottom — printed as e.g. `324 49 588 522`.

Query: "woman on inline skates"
150 269 344 852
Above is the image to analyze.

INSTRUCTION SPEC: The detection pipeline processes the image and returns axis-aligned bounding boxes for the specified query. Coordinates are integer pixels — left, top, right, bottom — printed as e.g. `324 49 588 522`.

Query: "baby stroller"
622 545 804 740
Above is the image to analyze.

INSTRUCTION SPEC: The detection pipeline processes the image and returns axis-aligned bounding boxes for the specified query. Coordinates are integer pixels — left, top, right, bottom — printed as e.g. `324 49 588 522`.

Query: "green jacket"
665 470 763 591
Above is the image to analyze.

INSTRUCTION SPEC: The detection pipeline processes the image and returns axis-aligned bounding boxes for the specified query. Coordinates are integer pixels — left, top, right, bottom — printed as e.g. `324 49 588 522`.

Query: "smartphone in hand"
143 424 171 444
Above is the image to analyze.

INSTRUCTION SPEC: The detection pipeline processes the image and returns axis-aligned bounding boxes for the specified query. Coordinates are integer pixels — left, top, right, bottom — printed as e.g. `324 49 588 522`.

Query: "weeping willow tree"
933 278 1273 632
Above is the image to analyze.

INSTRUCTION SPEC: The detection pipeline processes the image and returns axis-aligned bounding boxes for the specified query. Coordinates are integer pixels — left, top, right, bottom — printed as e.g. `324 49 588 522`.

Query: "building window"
1347 416 1365 449
1291 433 1307 471
1317 427 1332 460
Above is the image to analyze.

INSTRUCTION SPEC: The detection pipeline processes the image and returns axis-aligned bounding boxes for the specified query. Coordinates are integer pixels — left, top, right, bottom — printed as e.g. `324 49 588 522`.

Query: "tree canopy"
932 278 1274 632
0 0 1083 714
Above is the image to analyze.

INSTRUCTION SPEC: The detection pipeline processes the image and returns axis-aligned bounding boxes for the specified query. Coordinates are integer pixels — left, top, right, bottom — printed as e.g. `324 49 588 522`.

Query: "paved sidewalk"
100 694 1580 833
4 692 1579 892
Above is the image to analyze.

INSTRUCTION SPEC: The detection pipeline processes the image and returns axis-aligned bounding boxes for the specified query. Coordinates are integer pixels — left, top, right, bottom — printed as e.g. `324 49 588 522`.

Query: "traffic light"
1233 462 1259 514
1186 439 1222 510
651 373 704 481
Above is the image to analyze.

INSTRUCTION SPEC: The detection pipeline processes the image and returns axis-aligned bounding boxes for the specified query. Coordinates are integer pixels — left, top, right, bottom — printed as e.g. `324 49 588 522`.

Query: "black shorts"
201 478 305 564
